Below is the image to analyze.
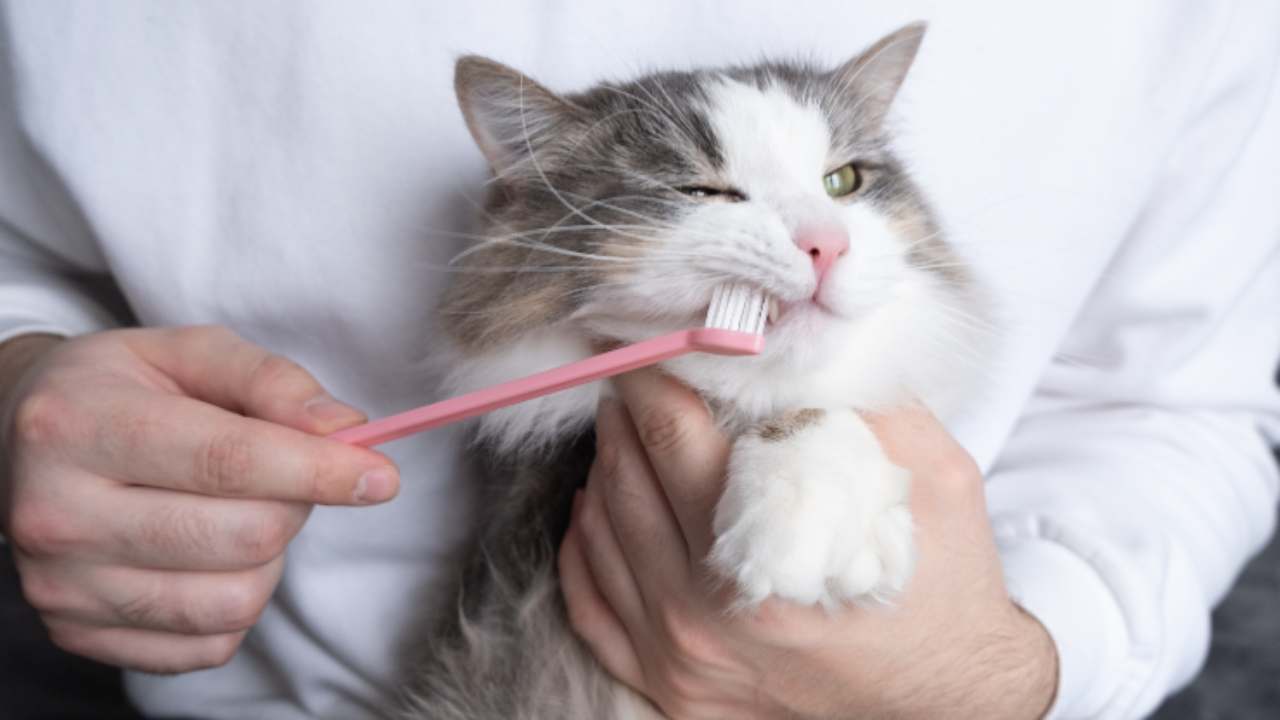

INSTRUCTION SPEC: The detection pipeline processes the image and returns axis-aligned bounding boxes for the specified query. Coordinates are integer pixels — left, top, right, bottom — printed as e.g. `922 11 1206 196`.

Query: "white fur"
453 78 983 606
575 77 979 422
711 409 913 607
437 328 597 454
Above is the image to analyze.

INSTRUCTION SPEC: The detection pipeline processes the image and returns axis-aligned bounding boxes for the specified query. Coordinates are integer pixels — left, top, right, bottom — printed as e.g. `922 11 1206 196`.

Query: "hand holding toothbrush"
0 327 397 673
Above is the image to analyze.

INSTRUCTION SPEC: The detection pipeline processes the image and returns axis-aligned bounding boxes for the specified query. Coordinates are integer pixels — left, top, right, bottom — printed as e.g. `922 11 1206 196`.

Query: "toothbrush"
329 284 769 448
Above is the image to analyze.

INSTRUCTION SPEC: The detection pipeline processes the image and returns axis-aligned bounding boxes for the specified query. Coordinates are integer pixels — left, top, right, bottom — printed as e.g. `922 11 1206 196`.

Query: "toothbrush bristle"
704 283 768 335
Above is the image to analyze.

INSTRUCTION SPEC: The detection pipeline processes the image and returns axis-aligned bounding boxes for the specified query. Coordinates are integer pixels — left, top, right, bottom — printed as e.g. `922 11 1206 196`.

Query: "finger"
861 404 983 511
595 398 693 594
43 618 248 674
104 485 307 570
127 325 366 434
33 556 284 635
576 476 649 636
559 518 647 693
70 386 398 504
611 369 729 558
8 458 311 571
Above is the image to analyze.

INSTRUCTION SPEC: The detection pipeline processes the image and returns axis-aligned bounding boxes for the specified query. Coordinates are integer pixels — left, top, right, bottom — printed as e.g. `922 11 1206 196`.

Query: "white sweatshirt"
1 2 1277 718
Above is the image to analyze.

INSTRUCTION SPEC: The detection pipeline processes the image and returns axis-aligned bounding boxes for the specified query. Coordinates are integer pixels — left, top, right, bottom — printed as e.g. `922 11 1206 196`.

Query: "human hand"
0 326 399 673
558 368 1057 719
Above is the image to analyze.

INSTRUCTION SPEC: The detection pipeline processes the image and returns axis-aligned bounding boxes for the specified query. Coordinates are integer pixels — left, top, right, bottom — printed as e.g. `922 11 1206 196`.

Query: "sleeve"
0 16 126 346
986 7 1280 719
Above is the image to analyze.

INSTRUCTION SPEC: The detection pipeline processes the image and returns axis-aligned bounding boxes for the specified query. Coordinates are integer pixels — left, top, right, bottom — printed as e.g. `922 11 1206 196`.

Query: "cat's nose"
794 226 850 283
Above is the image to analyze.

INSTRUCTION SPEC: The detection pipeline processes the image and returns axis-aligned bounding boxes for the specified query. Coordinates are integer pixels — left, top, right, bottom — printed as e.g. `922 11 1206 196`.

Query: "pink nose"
794 226 850 282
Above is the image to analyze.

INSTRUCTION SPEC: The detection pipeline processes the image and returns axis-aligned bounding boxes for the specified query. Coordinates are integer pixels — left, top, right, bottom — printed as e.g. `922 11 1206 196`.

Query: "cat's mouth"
761 295 839 329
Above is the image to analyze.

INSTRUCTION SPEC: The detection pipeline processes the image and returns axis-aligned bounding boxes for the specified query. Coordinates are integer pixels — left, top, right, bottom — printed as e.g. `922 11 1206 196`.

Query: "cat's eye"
823 164 862 198
677 185 747 202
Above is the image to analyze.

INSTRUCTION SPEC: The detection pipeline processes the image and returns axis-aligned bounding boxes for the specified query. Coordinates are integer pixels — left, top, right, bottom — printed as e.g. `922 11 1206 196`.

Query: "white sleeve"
0 19 125 345
987 8 1280 719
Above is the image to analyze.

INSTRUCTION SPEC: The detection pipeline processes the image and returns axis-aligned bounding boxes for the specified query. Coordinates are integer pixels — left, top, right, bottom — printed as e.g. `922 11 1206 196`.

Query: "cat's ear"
830 22 926 127
455 56 579 176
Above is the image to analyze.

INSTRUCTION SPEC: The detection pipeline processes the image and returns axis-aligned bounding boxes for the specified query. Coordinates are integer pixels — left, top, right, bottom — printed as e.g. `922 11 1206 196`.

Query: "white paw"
709 409 913 607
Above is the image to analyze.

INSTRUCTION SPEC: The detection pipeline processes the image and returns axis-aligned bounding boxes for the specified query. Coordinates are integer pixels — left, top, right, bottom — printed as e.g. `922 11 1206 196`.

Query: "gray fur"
406 23 958 719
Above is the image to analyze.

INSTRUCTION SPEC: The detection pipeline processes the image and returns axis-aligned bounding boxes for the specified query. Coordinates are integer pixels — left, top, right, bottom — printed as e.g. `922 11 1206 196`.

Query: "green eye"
823 164 862 198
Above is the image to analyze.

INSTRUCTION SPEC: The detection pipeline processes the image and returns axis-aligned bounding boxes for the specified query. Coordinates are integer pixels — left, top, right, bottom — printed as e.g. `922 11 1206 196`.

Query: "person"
1 2 1277 718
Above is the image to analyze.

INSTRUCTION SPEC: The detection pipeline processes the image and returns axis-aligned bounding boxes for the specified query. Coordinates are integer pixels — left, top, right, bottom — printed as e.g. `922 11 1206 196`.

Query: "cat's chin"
768 299 841 335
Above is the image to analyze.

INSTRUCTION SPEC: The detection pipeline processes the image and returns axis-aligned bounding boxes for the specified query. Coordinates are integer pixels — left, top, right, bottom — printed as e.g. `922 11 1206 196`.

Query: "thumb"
127 325 367 435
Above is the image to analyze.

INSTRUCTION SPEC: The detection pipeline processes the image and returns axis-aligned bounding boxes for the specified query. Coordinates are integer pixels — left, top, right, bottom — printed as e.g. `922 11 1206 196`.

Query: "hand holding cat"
0 327 399 673
559 368 1058 719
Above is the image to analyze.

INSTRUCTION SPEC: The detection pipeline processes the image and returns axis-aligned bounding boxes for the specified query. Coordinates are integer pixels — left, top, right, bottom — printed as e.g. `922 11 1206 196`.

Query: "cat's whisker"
435 272 729 317
449 239 637 265
546 195 690 237
428 223 663 246
415 259 707 275
929 304 1000 338
509 78 720 252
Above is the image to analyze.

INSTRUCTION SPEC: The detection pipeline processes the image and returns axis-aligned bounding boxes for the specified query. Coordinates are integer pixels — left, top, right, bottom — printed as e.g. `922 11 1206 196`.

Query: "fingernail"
354 468 398 504
305 394 364 425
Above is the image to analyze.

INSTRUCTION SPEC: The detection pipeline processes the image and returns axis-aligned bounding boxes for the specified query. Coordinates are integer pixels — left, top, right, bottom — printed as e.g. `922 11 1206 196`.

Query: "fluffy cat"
405 22 990 719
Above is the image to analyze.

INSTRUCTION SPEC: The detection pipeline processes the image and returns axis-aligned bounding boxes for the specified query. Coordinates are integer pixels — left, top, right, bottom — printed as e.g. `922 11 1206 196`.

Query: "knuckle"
44 622 85 655
592 439 621 480
934 449 982 497
17 568 68 613
634 405 692 454
562 591 592 635
234 511 291 565
247 353 307 396
561 577 601 638
211 579 267 631
11 390 70 447
657 605 716 665
575 494 607 540
196 431 255 496
743 598 789 635
8 501 80 559
115 585 172 630
206 633 244 667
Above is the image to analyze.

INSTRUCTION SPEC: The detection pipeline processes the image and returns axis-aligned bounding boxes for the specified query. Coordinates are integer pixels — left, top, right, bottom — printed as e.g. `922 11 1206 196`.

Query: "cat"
404 22 990 719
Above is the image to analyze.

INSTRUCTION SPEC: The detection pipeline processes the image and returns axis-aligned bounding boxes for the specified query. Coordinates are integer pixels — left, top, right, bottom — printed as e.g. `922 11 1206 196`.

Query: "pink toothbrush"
329 284 769 448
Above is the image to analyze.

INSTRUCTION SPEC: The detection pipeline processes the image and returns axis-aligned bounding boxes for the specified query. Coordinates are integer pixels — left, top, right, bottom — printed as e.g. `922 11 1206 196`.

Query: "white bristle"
705 283 768 334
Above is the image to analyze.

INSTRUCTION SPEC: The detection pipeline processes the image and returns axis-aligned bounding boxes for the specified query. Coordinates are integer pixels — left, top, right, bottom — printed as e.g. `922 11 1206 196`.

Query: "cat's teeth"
766 296 780 325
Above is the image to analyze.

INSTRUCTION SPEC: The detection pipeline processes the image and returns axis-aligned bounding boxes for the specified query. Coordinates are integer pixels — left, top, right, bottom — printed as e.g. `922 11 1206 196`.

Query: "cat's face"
442 24 983 442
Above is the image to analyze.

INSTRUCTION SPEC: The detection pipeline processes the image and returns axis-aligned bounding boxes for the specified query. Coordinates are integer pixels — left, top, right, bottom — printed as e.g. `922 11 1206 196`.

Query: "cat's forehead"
574 65 866 186
703 77 831 192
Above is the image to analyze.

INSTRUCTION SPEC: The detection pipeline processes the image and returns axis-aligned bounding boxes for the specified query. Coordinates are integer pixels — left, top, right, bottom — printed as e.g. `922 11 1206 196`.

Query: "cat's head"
440 23 986 451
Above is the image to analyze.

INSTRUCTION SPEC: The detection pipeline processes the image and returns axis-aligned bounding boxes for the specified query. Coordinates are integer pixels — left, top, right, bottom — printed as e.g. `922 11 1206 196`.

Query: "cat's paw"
709 409 913 607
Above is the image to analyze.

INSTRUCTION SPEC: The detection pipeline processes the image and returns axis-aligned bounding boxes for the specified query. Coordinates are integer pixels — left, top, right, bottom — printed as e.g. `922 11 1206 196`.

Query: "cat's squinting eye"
823 164 862 198
677 185 747 203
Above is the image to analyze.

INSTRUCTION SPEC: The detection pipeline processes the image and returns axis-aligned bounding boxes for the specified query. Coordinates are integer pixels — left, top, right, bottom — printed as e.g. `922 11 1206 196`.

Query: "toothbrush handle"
329 328 763 448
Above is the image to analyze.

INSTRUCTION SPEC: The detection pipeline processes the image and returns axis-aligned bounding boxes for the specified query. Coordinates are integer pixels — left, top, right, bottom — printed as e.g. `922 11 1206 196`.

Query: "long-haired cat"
405 23 989 719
